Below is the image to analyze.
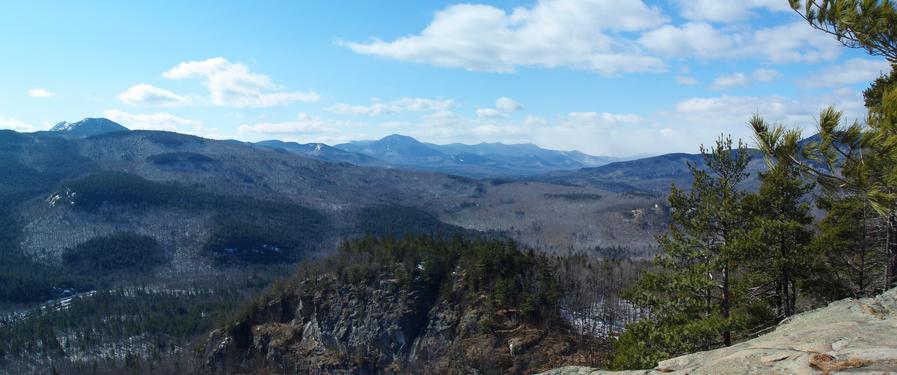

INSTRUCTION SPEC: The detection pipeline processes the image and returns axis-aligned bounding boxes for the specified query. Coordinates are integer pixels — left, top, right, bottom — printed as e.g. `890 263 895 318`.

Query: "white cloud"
752 68 783 82
710 69 781 90
422 110 460 126
343 0 668 75
495 97 523 112
102 109 203 132
639 21 842 63
162 57 319 108
476 97 524 118
801 58 891 88
28 88 55 98
710 72 748 90
675 95 799 122
475 108 506 118
524 115 549 126
327 97 455 116
567 112 641 124
117 83 192 107
675 0 790 23
673 94 848 130
676 75 698 85
237 113 346 135
751 21 842 63
639 22 734 59
662 91 867 151
395 97 455 112
0 117 36 132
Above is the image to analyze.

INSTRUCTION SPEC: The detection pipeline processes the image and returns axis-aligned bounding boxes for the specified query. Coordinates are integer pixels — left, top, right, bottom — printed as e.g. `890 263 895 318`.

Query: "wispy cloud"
163 57 319 108
0 116 36 132
639 21 841 63
675 76 699 85
238 113 349 135
801 58 891 88
327 97 455 116
710 69 783 90
117 83 192 107
102 109 203 132
28 88 55 98
710 73 749 90
673 0 789 23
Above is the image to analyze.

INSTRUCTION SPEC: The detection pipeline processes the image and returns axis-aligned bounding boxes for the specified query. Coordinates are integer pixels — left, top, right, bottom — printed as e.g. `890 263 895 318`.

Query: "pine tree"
742 161 814 318
753 0 897 287
810 195 886 299
613 136 753 369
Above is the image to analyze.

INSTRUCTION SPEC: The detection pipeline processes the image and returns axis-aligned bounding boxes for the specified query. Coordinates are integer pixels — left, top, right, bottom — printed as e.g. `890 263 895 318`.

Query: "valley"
0 119 673 373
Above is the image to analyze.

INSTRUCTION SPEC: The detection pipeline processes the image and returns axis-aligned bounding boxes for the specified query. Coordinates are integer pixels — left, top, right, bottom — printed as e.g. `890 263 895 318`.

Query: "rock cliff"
541 288 897 374
198 238 604 374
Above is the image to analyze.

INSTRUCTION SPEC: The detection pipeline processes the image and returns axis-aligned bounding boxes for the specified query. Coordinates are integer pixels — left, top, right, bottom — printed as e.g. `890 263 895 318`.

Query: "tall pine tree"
742 161 814 318
613 136 752 369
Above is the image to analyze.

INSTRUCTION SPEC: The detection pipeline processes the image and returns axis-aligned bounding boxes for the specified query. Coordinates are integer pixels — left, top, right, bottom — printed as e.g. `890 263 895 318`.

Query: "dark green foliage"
742 162 815 318
865 63 897 110
613 136 755 369
234 236 562 330
356 205 469 238
0 133 101 303
0 132 97 206
0 288 240 360
0 212 87 303
146 152 216 166
88 130 205 147
203 199 329 264
141 131 205 147
754 2 897 287
590 245 640 260
204 211 326 265
809 196 887 299
64 172 205 211
0 254 90 304
62 233 168 272
544 193 603 201
62 172 331 264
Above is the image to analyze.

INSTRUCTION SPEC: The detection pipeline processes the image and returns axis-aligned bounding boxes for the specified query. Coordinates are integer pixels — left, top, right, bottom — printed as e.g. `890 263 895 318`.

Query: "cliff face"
541 287 897 375
200 275 597 375
198 239 604 375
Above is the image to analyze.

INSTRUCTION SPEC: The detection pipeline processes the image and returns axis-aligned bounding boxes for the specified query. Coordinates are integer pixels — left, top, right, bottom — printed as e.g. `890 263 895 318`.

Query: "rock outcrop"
198 238 604 374
200 276 599 375
541 288 897 375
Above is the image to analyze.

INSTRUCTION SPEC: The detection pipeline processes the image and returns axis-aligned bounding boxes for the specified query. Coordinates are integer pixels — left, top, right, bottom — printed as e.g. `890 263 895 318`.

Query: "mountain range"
0 117 781 372
22 118 670 261
258 133 625 177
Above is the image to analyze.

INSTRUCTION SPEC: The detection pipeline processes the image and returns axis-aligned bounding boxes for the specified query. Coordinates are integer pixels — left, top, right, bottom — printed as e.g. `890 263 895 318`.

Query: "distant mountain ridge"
254 139 385 167
328 134 624 177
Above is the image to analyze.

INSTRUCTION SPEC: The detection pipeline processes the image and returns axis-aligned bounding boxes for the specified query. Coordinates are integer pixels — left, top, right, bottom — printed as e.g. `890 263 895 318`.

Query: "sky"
0 0 891 156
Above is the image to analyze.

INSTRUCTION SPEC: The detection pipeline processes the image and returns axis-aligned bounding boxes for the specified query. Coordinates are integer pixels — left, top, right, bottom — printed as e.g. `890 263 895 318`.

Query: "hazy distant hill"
254 139 386 167
334 134 622 177
543 150 766 194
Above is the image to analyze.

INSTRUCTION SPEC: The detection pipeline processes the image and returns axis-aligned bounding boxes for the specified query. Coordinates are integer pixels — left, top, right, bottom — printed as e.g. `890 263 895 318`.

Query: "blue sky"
0 0 890 156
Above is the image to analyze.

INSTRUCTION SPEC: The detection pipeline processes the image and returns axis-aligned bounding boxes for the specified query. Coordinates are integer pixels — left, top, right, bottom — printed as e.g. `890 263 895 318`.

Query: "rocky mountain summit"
541 287 897 375
49 118 130 138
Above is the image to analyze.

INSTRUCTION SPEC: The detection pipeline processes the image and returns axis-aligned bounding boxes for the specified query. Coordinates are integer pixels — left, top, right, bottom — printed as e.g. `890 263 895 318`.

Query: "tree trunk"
722 265 731 346
783 269 793 317
887 211 897 289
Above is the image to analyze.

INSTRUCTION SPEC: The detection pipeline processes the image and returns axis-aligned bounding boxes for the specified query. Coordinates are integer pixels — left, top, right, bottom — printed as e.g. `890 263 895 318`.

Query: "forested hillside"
599 1 897 370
